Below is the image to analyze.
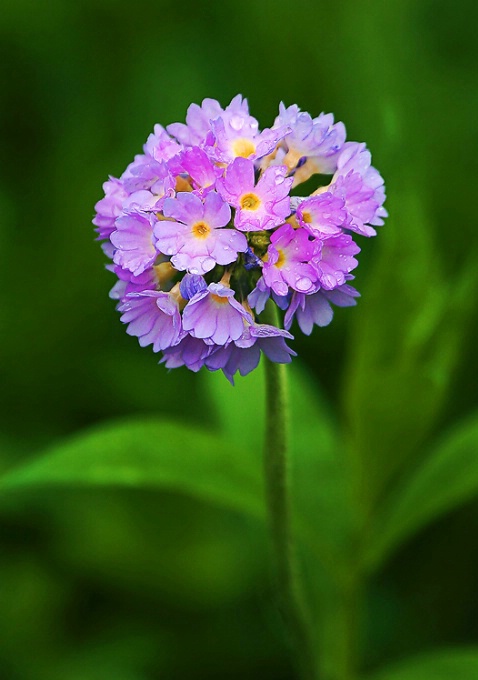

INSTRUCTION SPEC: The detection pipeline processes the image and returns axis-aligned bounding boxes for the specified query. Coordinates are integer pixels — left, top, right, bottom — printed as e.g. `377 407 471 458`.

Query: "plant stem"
261 303 317 680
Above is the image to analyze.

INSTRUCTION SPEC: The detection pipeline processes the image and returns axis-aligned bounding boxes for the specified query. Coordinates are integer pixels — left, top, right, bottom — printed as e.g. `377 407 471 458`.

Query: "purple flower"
122 159 173 194
111 212 158 276
210 103 290 163
167 98 225 146
154 191 247 274
329 142 387 237
96 95 386 378
143 124 182 162
205 323 295 384
182 282 252 345
93 177 128 257
312 234 360 290
285 283 360 334
179 273 207 300
119 290 183 352
262 224 319 296
295 192 347 237
119 160 176 213
273 104 346 183
209 95 260 161
109 265 158 301
177 147 221 192
217 157 293 231
162 335 217 372
248 277 290 314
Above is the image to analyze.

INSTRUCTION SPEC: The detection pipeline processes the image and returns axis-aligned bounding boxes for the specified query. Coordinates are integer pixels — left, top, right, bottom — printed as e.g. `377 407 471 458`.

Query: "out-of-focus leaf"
204 362 357 680
203 362 266 447
0 419 263 519
364 410 478 570
343 187 478 514
367 648 478 680
204 361 353 569
49 490 265 609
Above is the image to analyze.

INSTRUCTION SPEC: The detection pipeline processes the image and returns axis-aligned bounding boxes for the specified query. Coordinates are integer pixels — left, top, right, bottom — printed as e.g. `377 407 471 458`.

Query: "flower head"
94 95 386 380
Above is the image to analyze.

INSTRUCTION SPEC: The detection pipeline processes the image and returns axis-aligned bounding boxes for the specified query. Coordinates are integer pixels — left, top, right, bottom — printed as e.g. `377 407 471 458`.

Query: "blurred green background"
1 0 478 679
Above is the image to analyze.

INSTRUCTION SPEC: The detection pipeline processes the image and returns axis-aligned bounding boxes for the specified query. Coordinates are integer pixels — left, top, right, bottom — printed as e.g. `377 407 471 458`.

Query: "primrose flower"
217 158 293 231
262 224 319 296
94 95 387 381
118 290 183 352
182 282 252 345
111 212 157 276
295 193 347 237
154 191 247 275
272 104 346 184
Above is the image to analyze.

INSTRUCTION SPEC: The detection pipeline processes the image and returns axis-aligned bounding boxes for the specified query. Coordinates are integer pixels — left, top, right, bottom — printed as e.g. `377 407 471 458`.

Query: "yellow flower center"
192 221 211 239
210 294 230 305
276 249 286 268
240 192 261 211
232 138 256 158
300 210 312 224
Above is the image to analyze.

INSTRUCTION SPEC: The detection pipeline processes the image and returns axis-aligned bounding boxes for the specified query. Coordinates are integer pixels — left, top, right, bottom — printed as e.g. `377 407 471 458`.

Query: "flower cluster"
94 96 387 382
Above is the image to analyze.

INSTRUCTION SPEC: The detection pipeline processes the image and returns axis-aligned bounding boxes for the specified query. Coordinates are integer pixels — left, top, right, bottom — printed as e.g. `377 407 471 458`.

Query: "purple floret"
177 147 221 192
167 98 224 147
119 291 183 352
179 273 208 301
217 158 293 232
109 265 158 301
329 142 387 237
154 191 247 275
273 104 346 181
248 278 290 314
161 335 217 372
205 323 295 384
143 124 182 162
296 192 347 237
182 282 252 345
312 233 360 290
285 283 360 334
262 224 319 296
93 177 128 257
111 212 158 276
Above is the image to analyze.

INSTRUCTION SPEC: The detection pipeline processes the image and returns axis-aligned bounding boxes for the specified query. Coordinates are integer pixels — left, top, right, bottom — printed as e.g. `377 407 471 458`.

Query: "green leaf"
343 187 478 514
367 648 478 680
1 363 355 680
0 419 264 519
202 359 266 446
203 361 353 567
364 410 478 570
204 362 357 680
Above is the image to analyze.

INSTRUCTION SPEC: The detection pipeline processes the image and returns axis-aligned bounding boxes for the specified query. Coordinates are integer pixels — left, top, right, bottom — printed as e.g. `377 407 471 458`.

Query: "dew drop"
296 277 312 292
230 116 244 132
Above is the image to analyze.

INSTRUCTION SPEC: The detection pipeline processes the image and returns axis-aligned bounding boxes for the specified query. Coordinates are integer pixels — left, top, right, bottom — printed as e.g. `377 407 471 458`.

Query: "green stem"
261 303 317 680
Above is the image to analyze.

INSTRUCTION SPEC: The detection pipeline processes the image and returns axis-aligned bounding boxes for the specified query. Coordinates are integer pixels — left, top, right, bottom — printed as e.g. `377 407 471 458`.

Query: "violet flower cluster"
94 96 387 382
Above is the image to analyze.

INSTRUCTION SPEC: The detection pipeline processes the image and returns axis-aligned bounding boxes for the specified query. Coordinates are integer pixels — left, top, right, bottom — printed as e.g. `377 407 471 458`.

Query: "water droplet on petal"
230 115 244 131
296 277 312 292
